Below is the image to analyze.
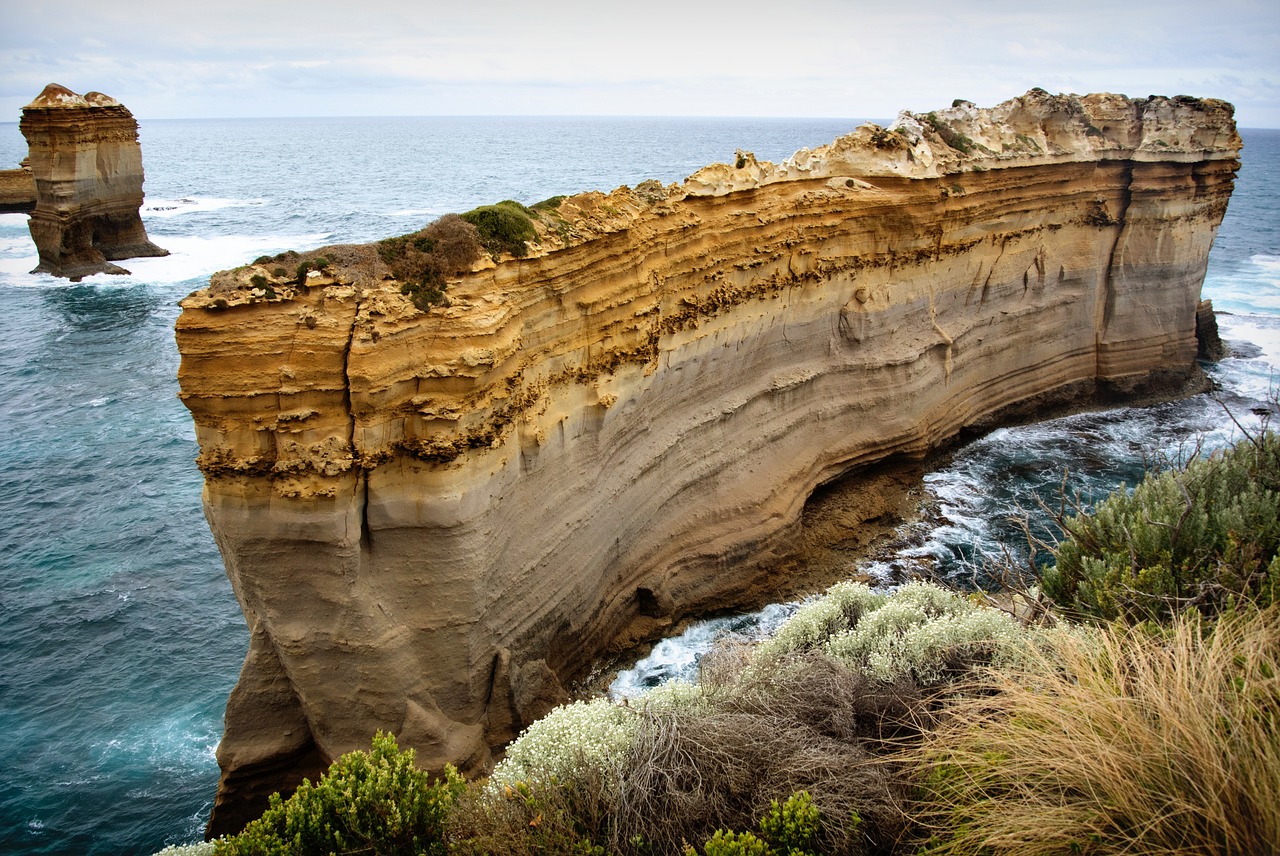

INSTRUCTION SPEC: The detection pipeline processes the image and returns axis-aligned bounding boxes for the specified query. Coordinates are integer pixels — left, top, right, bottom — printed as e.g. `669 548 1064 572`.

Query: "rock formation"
0 160 36 213
175 90 1240 834
18 83 167 279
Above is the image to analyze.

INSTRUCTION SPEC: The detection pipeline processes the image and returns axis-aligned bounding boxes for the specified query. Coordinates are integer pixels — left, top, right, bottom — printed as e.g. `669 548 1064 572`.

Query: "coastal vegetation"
191 430 1280 855
377 214 482 311
459 200 538 259
1041 429 1280 622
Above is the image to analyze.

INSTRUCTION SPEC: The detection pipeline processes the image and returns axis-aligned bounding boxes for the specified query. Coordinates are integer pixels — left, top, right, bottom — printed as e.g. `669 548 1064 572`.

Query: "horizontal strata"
175 90 1241 835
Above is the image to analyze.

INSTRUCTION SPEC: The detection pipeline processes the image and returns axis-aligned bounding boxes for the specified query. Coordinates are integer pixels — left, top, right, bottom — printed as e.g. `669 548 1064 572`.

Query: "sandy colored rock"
19 83 167 279
176 90 1240 834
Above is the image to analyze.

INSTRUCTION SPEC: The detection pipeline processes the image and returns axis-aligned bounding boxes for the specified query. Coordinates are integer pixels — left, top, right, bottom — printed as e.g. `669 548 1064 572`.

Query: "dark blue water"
1 119 1276 853
0 115 872 855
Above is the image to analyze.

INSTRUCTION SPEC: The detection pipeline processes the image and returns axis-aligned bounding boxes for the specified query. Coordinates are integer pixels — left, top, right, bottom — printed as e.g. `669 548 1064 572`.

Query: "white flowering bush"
153 844 216 856
641 678 711 713
753 581 885 662
826 602 1025 683
751 580 1031 685
490 697 638 790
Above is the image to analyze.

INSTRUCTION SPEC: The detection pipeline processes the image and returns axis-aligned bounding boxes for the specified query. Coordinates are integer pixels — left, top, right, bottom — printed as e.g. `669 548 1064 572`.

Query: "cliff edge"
19 83 168 279
175 90 1240 835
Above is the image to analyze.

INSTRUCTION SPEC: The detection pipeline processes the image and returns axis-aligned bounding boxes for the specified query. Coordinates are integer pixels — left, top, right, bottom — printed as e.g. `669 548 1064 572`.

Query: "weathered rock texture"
19 83 167 279
176 90 1240 834
0 161 35 213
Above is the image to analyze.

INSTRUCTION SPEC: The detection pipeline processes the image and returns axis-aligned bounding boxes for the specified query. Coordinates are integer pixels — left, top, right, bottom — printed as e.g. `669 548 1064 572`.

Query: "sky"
2 0 1278 127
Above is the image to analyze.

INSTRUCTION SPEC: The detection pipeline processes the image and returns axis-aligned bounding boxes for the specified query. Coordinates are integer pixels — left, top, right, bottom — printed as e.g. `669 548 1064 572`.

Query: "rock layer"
0 163 36 213
175 90 1240 834
19 83 167 279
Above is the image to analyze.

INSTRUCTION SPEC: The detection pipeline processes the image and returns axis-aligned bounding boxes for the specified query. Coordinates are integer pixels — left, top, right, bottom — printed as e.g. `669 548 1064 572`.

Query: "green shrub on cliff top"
461 200 537 259
1042 430 1280 622
214 732 462 856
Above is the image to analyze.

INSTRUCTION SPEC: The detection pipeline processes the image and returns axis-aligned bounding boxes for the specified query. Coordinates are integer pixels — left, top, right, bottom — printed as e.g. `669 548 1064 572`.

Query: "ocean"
0 116 1275 855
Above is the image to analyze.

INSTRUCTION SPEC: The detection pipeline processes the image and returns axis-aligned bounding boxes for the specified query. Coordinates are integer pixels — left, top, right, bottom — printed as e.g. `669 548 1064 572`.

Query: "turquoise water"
0 116 872 855
0 118 1275 853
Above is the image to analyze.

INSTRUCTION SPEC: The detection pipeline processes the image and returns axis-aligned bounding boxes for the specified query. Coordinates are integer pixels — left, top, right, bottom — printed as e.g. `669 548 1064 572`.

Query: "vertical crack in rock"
1102 162 1137 335
340 301 372 554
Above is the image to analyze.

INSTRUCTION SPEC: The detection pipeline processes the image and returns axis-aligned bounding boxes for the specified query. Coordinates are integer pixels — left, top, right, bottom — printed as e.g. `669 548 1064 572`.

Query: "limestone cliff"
175 90 1240 834
0 161 35 213
19 83 167 279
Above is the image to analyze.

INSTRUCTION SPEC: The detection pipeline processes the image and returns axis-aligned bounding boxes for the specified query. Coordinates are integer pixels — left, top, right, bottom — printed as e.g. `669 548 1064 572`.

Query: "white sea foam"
609 601 798 699
388 208 441 218
1250 253 1280 274
0 232 329 288
142 196 266 218
1219 313 1280 364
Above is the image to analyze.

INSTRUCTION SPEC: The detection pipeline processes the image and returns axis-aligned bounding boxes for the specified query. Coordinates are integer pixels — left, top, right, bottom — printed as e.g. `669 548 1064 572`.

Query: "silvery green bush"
490 679 711 790
754 580 1029 684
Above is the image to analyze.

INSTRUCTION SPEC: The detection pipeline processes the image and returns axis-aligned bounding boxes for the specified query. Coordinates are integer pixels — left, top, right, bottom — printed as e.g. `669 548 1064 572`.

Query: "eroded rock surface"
19 83 167 279
175 90 1240 834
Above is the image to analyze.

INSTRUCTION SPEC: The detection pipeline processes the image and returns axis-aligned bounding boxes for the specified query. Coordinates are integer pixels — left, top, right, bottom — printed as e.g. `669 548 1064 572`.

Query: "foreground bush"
904 607 1280 855
684 791 824 856
1042 430 1280 622
752 580 1030 685
215 732 462 856
458 583 1035 855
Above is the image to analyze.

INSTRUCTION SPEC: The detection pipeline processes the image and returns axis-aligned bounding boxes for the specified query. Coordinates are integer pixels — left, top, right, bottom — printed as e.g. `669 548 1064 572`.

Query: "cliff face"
0 163 36 213
176 90 1240 834
19 83 167 279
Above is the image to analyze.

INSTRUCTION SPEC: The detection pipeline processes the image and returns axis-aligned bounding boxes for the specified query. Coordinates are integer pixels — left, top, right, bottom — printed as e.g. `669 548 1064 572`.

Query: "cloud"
1 0 1277 125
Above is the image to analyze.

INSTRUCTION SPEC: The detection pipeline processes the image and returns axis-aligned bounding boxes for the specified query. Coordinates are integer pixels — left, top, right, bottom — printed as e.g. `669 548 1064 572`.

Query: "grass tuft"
903 607 1280 855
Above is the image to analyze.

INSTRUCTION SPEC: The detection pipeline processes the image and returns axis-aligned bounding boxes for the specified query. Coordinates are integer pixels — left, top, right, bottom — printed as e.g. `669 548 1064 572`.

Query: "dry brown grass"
450 652 922 855
609 654 918 855
903 608 1280 855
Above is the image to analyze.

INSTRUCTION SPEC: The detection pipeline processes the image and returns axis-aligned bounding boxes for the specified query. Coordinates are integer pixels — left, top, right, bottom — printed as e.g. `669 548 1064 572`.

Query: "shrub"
611 659 910 855
531 195 566 211
450 775 610 856
214 732 462 856
758 791 822 855
461 200 537 259
488 697 637 790
695 829 770 856
686 791 823 856
904 607 1280 855
752 581 884 661
923 112 980 155
1041 431 1280 622
824 594 1025 684
378 214 482 311
153 844 216 856
753 581 1028 685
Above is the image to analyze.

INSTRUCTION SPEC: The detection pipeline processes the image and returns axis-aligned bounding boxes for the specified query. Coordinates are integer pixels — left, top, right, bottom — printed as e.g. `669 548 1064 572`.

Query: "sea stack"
19 83 167 280
175 90 1241 835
